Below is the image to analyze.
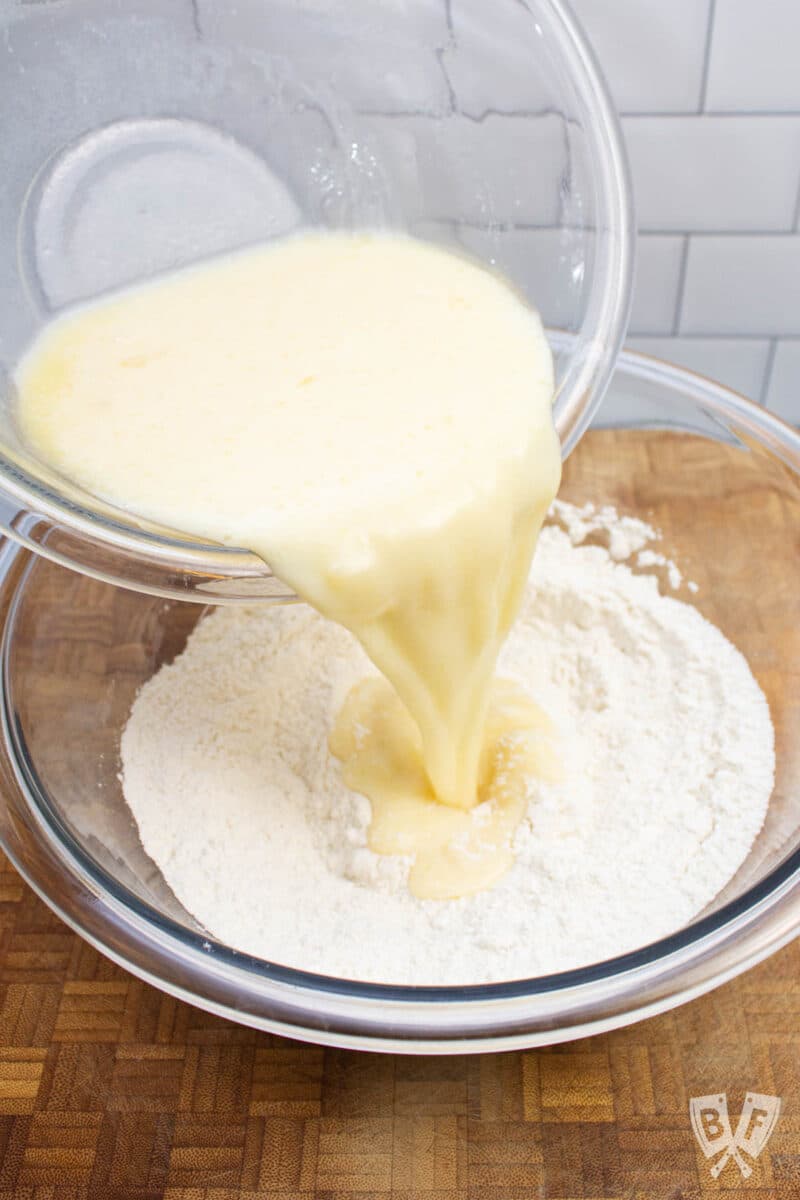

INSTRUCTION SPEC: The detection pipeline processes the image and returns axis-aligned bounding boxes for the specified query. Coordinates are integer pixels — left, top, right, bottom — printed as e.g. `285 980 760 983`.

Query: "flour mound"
120 518 775 985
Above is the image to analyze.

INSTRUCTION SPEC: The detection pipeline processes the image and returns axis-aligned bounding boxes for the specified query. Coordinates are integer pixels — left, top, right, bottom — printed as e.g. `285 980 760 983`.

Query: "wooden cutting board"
0 430 799 1198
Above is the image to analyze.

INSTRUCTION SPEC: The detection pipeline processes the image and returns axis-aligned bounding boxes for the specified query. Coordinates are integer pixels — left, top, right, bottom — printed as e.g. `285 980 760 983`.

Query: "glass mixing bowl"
0 0 631 601
0 349 798 1053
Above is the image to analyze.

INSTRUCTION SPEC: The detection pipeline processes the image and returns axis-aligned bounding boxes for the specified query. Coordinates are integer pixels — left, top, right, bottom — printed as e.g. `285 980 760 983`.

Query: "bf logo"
690 1092 781 1179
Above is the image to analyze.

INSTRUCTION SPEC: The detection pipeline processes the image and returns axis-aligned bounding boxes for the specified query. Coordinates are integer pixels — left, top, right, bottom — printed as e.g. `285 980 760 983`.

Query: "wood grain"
0 429 799 1198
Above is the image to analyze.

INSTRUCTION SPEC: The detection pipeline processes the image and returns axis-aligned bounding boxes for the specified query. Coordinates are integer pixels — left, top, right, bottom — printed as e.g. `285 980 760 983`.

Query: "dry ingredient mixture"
120 505 775 985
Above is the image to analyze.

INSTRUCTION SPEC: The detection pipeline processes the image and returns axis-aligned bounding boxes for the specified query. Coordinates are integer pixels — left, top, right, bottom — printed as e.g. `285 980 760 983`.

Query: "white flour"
550 498 657 560
120 509 775 985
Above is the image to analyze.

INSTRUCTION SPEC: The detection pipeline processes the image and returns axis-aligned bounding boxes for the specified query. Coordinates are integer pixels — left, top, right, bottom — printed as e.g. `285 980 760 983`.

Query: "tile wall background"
5 0 797 420
570 0 800 422
187 0 799 422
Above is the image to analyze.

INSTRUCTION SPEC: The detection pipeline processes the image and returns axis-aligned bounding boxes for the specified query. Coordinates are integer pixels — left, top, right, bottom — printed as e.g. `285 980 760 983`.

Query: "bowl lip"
543 0 635 459
0 0 634 590
1 346 800 1050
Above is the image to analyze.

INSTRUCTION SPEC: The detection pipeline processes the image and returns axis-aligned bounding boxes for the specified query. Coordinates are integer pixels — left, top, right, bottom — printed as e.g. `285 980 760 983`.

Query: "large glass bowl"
0 0 631 601
0 349 798 1053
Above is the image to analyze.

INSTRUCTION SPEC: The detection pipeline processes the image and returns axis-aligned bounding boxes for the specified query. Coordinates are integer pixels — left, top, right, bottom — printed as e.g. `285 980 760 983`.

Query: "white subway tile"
627 235 684 335
570 0 710 113
443 0 555 116
681 236 800 335
626 337 771 400
765 339 800 423
454 229 688 376
354 113 566 225
456 226 589 330
706 0 800 113
196 0 450 114
623 116 800 232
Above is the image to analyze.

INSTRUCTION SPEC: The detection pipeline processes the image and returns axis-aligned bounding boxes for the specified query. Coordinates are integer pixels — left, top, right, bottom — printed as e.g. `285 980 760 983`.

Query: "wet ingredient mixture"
15 232 561 900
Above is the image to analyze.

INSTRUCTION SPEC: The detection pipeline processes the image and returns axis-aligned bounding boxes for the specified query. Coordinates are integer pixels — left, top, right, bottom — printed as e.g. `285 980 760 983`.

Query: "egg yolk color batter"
15 232 562 899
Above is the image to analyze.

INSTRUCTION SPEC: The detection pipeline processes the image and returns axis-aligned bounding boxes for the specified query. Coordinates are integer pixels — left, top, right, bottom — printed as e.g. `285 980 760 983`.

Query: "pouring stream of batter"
15 232 562 898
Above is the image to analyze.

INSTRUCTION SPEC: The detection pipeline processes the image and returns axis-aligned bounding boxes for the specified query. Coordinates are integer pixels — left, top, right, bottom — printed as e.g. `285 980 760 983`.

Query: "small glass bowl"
0 0 632 601
0 349 798 1053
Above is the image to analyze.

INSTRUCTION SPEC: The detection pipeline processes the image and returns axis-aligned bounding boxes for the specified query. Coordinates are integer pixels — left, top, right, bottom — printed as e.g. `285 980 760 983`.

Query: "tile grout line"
621 110 800 119
638 229 800 238
452 225 800 238
358 107 452 119
627 331 776 342
760 338 779 407
359 110 800 123
672 236 691 336
361 110 800 122
437 0 457 115
698 0 718 113
443 0 454 40
435 50 457 115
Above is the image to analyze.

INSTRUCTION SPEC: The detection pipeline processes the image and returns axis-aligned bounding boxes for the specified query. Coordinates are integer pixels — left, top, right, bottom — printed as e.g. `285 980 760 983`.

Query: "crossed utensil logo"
690 1092 781 1179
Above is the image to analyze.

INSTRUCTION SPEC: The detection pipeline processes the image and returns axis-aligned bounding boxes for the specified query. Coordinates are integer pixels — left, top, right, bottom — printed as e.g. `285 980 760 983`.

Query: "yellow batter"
15 232 562 900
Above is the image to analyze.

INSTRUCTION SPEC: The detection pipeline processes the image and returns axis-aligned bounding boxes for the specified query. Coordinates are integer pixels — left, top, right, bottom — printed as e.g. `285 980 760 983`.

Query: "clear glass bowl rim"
1 348 799 1053
0 0 634 597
